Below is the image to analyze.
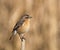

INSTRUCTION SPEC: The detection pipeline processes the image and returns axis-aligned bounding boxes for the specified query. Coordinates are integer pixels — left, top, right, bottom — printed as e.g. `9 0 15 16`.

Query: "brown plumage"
9 14 32 40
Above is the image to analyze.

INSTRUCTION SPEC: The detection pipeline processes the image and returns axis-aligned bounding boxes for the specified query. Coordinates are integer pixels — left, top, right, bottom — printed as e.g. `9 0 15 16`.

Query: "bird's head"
21 14 32 21
23 14 32 19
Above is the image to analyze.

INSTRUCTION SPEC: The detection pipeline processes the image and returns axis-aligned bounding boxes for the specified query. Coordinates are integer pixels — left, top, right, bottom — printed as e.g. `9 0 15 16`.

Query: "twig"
20 34 25 50
21 39 25 50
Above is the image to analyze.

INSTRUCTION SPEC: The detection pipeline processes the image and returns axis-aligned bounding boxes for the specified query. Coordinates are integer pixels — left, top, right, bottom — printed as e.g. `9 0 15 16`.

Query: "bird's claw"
20 34 26 41
20 36 26 41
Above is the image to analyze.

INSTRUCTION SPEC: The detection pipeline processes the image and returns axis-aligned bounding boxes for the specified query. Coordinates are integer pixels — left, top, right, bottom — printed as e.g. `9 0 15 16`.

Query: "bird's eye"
25 16 28 18
26 17 28 18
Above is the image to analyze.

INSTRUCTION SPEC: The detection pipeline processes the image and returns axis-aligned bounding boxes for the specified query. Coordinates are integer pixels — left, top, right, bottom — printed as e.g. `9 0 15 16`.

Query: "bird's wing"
13 19 24 31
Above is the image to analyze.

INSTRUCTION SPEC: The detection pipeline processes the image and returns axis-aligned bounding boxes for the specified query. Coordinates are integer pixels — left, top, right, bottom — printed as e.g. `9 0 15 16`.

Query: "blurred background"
0 0 60 50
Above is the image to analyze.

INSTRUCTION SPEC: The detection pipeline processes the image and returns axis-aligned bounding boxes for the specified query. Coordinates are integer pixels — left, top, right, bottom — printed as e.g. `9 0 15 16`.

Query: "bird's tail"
9 34 13 40
9 31 14 40
9 30 17 40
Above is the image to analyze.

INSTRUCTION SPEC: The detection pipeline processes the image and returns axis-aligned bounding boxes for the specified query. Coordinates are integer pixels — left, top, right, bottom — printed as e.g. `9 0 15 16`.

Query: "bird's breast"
17 20 30 33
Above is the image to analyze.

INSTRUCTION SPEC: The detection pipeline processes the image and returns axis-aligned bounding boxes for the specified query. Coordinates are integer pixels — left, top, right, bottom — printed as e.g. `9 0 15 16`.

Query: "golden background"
0 0 59 50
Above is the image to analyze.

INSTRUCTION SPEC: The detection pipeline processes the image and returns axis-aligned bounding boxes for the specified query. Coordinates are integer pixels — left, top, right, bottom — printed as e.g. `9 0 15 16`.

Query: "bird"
9 14 32 40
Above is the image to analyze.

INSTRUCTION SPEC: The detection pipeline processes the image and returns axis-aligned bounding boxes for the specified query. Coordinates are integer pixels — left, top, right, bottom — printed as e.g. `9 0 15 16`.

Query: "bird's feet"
20 34 26 41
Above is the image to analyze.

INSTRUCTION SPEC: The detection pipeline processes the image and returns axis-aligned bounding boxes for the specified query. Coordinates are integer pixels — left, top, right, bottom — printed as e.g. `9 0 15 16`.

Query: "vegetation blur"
0 0 59 50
